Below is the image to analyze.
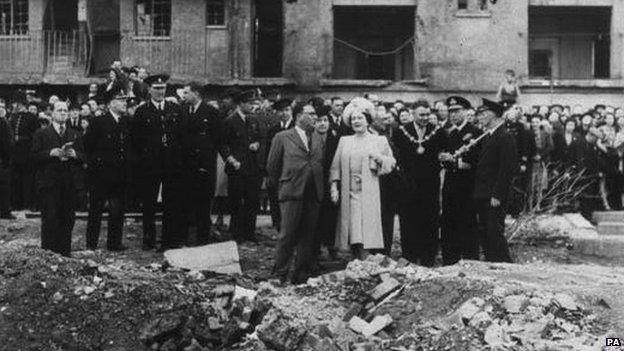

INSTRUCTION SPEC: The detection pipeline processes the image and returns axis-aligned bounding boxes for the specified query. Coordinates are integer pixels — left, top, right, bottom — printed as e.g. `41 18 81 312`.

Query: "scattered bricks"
221 318 248 347
367 277 400 302
257 309 308 351
233 286 257 303
469 311 492 328
348 316 369 334
139 314 186 347
366 254 385 265
379 273 391 282
503 295 529 313
352 342 377 351
299 333 341 351
343 303 363 322
207 317 222 331
396 258 410 268
313 324 334 339
213 284 235 297
362 314 392 337
379 256 395 268
455 297 485 325
553 293 578 310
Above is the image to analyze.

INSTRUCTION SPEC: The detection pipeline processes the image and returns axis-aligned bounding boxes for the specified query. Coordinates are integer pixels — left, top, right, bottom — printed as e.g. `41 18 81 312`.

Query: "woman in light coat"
330 109 396 260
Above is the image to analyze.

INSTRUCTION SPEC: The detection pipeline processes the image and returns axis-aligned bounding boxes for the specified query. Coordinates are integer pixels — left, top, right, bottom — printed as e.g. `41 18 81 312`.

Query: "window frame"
134 0 172 38
0 0 28 36
455 0 491 18
206 0 227 28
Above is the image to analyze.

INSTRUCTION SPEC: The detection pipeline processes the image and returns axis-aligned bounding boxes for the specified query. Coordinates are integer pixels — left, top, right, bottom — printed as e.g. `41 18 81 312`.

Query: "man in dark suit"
221 90 262 243
130 73 188 251
392 100 447 266
266 98 294 231
84 87 130 251
267 104 324 284
329 97 353 138
0 101 12 219
184 82 228 245
439 96 483 265
10 92 39 210
474 99 518 263
32 101 84 257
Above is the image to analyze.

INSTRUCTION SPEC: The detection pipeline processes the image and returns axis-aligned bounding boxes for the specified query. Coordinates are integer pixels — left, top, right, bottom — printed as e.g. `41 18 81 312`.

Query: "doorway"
253 0 283 77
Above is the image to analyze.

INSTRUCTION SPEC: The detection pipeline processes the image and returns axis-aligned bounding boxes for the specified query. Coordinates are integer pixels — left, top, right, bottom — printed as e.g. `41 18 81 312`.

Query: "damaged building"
0 0 623 106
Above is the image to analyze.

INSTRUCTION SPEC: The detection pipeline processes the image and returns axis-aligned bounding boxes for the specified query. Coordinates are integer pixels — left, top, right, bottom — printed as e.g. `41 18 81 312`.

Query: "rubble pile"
242 255 611 351
0 240 616 351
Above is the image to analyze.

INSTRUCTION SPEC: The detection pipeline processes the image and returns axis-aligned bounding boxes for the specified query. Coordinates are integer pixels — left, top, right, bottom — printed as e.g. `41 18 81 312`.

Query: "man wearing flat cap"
266 98 294 231
438 96 482 265
221 90 263 243
84 86 131 251
474 98 518 263
131 73 189 251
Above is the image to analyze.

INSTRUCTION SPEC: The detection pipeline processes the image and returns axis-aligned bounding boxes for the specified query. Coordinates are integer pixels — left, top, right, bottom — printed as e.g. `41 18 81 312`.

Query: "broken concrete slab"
503 295 528 313
348 316 369 334
367 277 400 302
257 309 307 351
362 314 392 337
163 241 241 274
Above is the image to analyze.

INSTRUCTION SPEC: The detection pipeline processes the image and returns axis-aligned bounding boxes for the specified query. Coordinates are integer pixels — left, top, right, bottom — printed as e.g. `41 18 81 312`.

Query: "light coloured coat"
330 133 395 251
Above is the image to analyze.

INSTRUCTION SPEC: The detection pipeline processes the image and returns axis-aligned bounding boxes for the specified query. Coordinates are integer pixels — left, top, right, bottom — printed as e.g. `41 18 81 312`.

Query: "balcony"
0 30 89 84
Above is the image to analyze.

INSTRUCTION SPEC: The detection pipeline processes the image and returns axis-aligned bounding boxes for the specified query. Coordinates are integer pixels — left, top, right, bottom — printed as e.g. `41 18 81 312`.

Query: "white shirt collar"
151 99 164 110
110 110 121 122
282 118 292 129
193 101 202 114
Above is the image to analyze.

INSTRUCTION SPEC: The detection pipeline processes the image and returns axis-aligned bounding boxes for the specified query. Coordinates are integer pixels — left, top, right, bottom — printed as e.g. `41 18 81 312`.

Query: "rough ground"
0 215 623 350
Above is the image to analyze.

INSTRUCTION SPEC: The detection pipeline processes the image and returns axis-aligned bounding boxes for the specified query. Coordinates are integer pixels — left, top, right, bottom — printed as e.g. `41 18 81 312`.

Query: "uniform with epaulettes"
130 74 189 250
440 96 482 265
10 109 39 210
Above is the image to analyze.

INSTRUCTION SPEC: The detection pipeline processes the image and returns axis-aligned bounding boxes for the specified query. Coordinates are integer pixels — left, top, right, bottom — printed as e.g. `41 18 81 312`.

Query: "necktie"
306 132 312 152
59 124 65 137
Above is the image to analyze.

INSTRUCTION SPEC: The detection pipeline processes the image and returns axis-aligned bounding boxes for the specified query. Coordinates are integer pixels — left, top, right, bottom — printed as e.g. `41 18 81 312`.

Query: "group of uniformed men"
26 71 518 268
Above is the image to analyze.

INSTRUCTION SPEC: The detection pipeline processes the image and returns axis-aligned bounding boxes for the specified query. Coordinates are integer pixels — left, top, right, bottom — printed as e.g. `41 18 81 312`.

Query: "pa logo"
606 337 622 347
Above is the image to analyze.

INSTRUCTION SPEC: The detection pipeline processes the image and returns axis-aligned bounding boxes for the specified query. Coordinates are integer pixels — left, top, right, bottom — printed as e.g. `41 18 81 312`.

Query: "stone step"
571 232 624 259
597 222 624 236
593 211 624 223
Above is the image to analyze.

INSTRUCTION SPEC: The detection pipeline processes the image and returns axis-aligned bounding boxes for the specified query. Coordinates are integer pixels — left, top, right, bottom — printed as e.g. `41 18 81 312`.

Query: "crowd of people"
0 64 619 284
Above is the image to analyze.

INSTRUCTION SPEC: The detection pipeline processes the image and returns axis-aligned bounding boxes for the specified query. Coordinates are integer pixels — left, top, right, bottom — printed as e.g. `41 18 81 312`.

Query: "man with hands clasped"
32 101 84 257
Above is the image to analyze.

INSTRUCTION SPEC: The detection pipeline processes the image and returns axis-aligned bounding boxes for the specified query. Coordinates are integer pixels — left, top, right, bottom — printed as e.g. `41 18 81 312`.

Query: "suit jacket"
83 112 130 185
67 117 82 133
474 124 518 202
10 112 39 166
187 101 228 193
0 117 11 168
552 132 583 169
391 123 447 198
266 128 324 202
222 111 261 176
31 125 85 191
329 113 354 138
131 100 187 175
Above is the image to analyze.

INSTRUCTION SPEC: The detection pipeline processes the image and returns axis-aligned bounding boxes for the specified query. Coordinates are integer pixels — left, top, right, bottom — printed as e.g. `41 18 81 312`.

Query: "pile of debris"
0 240 615 350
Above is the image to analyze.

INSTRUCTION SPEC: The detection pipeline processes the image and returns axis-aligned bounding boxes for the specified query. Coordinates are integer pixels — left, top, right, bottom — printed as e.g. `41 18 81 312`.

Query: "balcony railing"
0 30 88 80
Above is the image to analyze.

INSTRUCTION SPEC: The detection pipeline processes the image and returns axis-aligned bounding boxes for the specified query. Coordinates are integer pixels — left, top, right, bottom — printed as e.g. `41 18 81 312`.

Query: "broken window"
333 6 415 81
135 0 171 37
0 0 28 35
206 0 225 26
529 6 611 79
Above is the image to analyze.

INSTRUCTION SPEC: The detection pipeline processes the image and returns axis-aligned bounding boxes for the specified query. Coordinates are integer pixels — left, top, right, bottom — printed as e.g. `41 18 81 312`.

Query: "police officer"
10 90 39 210
131 74 188 251
474 99 518 263
439 96 482 265
221 90 262 243
184 81 228 245
0 100 12 219
84 87 130 251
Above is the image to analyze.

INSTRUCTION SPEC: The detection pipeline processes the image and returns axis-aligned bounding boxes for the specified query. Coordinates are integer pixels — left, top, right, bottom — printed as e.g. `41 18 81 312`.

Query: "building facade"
0 0 623 107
